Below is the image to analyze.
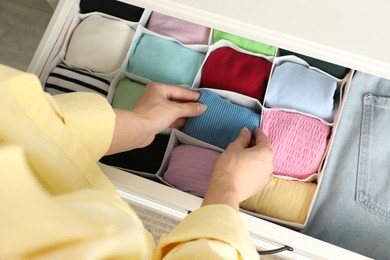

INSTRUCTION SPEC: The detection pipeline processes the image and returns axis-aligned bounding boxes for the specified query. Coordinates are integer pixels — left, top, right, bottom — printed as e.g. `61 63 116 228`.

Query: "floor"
0 0 58 71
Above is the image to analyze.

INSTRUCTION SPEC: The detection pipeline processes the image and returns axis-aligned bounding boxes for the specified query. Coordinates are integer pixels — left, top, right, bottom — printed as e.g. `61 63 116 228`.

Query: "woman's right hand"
202 127 274 210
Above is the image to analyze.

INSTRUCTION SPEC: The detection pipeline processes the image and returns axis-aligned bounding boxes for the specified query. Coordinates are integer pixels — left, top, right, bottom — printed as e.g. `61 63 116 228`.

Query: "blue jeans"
301 72 390 260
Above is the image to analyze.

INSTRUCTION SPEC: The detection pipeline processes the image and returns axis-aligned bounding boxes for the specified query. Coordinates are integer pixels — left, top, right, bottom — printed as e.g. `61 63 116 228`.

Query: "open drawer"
28 0 380 259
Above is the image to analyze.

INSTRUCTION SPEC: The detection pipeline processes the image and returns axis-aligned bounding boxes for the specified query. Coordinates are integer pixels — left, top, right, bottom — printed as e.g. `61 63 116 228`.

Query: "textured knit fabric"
45 64 110 96
212 29 277 56
79 0 144 22
65 15 135 73
100 134 170 175
127 34 205 86
265 61 337 122
182 90 260 149
147 12 210 45
0 65 259 259
261 110 330 179
111 78 145 110
278 49 350 79
163 144 221 197
200 47 272 100
240 178 317 224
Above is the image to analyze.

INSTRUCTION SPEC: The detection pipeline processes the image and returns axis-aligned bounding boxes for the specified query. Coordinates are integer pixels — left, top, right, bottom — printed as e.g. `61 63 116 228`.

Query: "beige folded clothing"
65 15 134 73
240 178 316 224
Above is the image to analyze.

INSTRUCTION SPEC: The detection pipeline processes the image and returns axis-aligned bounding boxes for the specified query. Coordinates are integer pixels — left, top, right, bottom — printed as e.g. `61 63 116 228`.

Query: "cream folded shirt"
0 65 258 259
65 15 135 74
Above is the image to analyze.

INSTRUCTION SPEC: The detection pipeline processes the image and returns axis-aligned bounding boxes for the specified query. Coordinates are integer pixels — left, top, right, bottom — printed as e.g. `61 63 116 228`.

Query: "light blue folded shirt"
265 61 337 122
127 34 205 86
181 90 260 149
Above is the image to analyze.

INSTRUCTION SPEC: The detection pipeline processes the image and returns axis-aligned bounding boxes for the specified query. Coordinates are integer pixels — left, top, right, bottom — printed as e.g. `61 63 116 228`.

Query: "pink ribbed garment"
163 144 221 197
261 110 330 179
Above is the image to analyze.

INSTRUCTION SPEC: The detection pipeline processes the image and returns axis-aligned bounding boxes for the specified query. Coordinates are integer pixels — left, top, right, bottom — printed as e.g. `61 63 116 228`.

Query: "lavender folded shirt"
147 12 210 45
163 144 221 197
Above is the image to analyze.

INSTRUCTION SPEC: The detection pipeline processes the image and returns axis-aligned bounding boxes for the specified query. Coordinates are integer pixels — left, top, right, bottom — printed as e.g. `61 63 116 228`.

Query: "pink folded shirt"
162 144 221 197
261 110 330 179
147 12 210 45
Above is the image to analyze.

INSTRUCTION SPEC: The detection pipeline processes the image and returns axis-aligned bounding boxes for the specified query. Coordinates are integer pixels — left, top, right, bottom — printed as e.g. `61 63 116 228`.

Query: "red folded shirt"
200 47 272 101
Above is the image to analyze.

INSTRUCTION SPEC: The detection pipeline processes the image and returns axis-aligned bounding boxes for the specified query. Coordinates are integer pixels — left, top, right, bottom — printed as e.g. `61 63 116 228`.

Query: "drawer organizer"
38 0 355 230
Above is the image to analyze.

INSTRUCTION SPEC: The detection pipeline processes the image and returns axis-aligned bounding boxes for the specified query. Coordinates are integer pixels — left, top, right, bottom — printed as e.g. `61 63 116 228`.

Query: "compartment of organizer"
277 48 351 79
41 3 143 97
124 25 208 87
101 73 171 179
192 40 274 100
100 132 172 180
181 88 262 149
157 129 223 197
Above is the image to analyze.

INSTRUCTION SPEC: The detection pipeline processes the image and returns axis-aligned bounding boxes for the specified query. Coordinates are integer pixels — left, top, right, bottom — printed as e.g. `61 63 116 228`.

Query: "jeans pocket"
357 94 390 219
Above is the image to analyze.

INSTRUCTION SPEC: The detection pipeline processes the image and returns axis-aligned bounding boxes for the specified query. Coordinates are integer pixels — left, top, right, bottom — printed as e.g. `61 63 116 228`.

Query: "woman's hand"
202 128 274 210
106 82 206 155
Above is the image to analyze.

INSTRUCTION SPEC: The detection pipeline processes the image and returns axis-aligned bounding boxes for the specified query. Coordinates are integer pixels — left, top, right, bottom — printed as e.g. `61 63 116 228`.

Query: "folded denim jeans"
301 72 390 260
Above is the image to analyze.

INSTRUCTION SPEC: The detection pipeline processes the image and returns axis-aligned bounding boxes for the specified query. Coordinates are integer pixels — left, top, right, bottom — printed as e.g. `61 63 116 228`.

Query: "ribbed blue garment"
127 34 205 86
181 90 261 149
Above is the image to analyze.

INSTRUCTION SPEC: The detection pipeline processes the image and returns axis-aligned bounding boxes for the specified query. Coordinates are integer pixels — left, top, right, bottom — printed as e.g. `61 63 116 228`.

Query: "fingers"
170 118 186 128
232 128 252 149
157 82 201 102
253 128 272 149
176 102 207 118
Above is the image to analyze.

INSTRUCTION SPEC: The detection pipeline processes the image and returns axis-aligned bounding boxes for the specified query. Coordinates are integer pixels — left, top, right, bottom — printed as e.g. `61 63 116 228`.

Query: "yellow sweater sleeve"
0 64 117 195
51 92 115 161
155 205 259 260
0 145 155 260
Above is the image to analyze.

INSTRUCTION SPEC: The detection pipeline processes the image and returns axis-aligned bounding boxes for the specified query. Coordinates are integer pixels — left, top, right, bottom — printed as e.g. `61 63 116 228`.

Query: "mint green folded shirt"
127 34 205 86
111 78 145 111
212 29 276 56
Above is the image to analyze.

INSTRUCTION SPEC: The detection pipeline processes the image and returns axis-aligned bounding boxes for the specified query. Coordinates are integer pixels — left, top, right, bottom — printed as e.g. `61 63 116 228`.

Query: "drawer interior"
37 0 356 235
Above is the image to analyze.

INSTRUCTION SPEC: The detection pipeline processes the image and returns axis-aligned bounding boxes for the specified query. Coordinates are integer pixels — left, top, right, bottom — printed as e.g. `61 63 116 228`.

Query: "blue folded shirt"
182 90 260 149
